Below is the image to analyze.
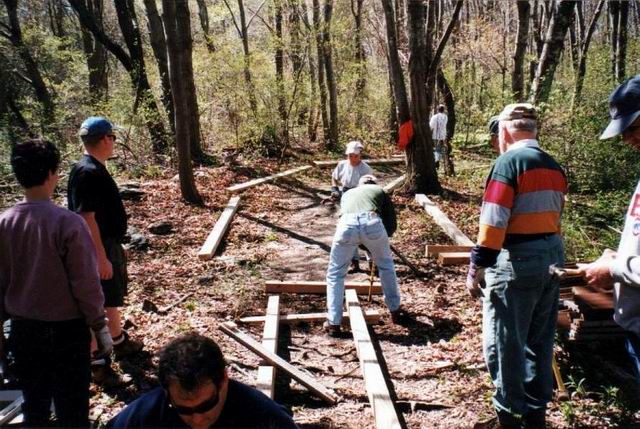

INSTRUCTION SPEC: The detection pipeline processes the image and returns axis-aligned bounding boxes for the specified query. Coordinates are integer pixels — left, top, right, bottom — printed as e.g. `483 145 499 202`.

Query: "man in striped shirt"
466 103 567 429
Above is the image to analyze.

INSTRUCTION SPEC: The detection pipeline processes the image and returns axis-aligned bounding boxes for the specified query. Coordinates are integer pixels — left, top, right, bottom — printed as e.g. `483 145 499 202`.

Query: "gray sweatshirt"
0 200 106 328
611 180 640 335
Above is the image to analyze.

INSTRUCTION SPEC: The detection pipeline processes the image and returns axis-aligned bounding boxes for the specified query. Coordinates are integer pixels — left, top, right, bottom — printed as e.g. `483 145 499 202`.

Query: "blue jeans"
482 234 564 417
326 212 401 325
626 332 640 384
8 318 91 427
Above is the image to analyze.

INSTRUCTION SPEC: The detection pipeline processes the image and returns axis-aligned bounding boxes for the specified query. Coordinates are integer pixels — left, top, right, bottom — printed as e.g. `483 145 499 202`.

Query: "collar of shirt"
506 139 539 152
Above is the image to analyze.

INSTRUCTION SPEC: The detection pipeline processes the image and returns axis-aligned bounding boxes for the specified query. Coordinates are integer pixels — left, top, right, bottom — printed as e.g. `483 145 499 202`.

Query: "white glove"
93 325 113 359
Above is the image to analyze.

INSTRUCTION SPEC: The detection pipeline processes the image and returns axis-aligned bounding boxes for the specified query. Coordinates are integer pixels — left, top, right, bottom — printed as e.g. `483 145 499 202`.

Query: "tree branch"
247 4 273 33
246 0 267 29
580 0 605 58
221 0 243 38
428 0 463 76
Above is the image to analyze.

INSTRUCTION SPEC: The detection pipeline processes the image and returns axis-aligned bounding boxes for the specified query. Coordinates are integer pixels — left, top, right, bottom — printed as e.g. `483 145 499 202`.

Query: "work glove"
466 263 486 299
330 186 341 200
92 325 113 359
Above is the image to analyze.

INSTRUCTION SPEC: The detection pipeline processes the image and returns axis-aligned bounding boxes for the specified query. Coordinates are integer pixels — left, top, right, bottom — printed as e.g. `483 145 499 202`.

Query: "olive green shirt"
340 184 397 237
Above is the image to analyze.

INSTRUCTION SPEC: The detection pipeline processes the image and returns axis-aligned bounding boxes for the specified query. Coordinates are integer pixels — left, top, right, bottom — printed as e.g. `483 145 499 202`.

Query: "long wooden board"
226 165 312 193
425 244 473 256
219 322 338 404
265 280 382 295
256 295 279 399
438 252 471 266
238 309 382 325
415 194 474 246
198 196 241 260
383 175 406 193
345 290 402 429
313 158 404 167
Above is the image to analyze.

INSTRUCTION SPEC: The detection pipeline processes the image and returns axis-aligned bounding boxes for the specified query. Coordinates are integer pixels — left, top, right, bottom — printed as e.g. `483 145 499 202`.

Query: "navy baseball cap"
79 116 113 138
601 75 640 140
488 115 500 136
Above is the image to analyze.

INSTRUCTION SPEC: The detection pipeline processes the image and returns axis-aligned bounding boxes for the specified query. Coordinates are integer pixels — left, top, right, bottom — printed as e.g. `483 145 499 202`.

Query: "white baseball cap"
345 140 364 155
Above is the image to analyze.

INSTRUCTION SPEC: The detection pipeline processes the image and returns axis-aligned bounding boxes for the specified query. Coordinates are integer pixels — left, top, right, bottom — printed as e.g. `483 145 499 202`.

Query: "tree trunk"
142 0 175 134
615 0 628 83
609 0 620 80
437 68 455 176
530 0 578 104
237 0 258 115
512 0 530 101
300 0 318 142
196 0 216 52
3 0 56 129
571 0 605 110
312 0 329 146
351 0 366 124
323 0 339 150
381 0 410 124
405 0 440 194
274 0 288 146
80 0 108 99
162 0 202 204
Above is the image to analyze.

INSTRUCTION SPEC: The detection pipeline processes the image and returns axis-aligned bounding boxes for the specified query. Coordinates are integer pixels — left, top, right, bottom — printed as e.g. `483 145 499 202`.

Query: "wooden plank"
415 194 474 246
382 175 406 193
256 295 280 399
238 309 382 325
425 244 473 256
345 290 402 429
265 280 382 295
198 196 241 260
226 165 312 193
438 252 470 266
219 322 338 404
313 158 404 168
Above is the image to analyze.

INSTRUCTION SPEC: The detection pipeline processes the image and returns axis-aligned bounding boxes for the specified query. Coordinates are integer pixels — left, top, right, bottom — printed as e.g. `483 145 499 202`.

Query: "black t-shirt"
67 155 127 241
107 380 300 428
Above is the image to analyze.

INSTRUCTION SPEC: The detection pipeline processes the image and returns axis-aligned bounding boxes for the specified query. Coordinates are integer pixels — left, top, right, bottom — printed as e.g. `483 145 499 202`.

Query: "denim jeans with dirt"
326 212 401 325
482 234 564 420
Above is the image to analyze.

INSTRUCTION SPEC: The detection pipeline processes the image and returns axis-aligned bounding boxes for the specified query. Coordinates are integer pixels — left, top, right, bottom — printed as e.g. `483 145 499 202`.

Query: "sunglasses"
169 389 220 416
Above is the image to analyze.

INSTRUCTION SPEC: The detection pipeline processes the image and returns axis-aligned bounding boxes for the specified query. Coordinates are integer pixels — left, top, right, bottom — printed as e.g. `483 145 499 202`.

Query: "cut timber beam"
226 165 312 193
265 280 382 295
238 309 382 325
345 290 402 429
383 175 406 193
313 158 404 167
198 196 241 260
220 322 338 404
415 194 474 246
425 244 473 256
438 252 470 266
256 295 279 399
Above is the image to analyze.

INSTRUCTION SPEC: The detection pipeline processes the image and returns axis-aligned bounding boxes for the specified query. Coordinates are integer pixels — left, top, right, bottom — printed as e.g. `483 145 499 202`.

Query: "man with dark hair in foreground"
108 334 299 429
0 139 110 427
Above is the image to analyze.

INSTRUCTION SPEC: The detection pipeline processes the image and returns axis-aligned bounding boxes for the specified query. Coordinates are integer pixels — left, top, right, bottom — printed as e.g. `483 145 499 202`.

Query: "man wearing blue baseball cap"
578 75 640 385
68 117 143 386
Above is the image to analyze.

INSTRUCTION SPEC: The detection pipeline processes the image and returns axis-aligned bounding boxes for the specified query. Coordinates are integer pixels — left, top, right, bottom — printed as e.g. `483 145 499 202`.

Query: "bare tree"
572 0 605 110
323 0 339 150
381 0 410 125
196 0 216 52
312 0 329 145
274 0 288 145
162 0 202 204
80 0 108 100
512 0 530 101
351 0 366 123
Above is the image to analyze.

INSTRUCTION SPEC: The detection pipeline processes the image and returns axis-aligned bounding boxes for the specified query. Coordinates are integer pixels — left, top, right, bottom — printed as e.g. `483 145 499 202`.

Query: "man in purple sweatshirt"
0 139 111 427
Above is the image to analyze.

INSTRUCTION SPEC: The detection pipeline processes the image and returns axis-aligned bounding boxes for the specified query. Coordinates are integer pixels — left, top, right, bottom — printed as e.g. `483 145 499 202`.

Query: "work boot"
390 306 412 325
322 321 341 338
496 410 523 429
348 260 361 274
523 409 546 429
91 364 131 388
113 330 144 360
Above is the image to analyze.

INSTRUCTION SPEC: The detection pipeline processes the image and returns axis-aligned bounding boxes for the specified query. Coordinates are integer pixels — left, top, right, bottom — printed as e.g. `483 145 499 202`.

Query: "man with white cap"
324 174 408 337
578 74 640 385
330 140 373 272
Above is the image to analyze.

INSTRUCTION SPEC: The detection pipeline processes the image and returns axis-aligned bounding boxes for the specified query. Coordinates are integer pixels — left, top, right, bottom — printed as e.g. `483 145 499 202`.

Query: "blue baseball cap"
601 75 640 140
79 116 113 138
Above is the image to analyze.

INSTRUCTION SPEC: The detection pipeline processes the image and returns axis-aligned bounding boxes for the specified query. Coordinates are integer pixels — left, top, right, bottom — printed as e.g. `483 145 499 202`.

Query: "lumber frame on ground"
198 196 241 260
220 322 338 404
415 194 474 246
238 309 382 325
345 290 402 429
425 244 473 256
256 295 279 399
226 165 312 193
383 175 406 193
313 158 404 167
265 280 382 295
437 252 471 266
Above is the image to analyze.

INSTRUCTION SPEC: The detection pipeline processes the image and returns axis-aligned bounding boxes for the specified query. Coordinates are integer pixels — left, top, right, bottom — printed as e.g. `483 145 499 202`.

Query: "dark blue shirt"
107 380 299 429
